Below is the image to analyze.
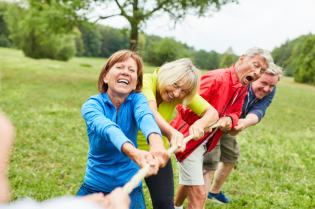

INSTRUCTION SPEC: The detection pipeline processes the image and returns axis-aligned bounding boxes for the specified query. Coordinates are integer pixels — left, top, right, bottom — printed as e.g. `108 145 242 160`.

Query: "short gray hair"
158 58 201 107
243 47 274 67
266 63 283 81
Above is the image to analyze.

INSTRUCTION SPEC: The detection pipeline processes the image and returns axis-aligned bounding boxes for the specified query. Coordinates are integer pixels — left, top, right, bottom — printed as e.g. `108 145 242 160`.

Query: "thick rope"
122 123 220 194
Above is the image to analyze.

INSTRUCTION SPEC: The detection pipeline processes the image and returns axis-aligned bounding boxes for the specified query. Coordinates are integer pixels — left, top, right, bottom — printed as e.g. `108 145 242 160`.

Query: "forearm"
152 109 176 138
243 113 259 129
148 133 164 147
195 106 219 129
0 114 14 175
121 142 138 162
148 101 176 139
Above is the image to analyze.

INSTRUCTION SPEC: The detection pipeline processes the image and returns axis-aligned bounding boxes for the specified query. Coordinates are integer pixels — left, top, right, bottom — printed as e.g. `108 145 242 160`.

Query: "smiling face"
236 54 269 86
251 73 278 99
103 57 138 98
159 77 191 103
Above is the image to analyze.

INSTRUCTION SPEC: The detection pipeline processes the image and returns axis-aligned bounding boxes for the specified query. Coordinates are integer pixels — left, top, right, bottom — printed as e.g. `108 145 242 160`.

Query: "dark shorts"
76 182 146 209
203 132 240 171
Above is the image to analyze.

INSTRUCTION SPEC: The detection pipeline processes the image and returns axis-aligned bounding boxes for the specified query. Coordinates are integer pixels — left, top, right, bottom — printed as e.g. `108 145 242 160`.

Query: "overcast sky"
95 0 315 55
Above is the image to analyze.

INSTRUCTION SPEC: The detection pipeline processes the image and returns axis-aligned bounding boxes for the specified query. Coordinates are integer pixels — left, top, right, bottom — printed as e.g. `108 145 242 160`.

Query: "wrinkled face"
160 78 191 102
236 54 269 86
251 73 278 99
104 57 138 96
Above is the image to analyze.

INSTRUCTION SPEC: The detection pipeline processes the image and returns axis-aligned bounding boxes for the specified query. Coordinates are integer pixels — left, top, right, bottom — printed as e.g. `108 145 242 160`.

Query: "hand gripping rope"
122 123 220 194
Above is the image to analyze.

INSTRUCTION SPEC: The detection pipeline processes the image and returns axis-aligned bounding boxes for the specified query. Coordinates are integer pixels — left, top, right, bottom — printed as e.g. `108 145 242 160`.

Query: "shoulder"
130 92 147 101
201 69 225 85
85 94 103 104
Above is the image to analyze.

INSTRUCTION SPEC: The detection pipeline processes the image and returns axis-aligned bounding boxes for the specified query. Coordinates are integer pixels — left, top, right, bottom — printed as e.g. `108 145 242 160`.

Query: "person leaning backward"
76 50 170 209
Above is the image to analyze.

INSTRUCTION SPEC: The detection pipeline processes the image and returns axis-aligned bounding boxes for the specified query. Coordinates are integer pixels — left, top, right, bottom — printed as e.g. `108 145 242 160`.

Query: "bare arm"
229 113 259 136
148 101 186 153
0 112 14 203
121 142 158 177
189 106 219 140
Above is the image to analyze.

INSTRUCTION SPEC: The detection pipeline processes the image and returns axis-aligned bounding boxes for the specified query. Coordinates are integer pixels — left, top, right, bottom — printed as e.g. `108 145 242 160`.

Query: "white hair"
157 58 201 107
266 63 283 81
243 47 274 67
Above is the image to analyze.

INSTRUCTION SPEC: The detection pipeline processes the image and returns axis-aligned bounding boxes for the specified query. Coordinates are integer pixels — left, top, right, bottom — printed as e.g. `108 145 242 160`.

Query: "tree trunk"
129 0 139 50
129 21 139 50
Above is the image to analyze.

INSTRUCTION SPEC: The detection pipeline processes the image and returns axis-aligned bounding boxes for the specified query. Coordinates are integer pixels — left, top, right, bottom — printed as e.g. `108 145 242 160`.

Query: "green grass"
1 47 315 208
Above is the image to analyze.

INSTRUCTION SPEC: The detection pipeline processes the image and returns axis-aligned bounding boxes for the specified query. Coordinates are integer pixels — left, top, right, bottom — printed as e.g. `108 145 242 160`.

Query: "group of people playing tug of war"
0 46 283 209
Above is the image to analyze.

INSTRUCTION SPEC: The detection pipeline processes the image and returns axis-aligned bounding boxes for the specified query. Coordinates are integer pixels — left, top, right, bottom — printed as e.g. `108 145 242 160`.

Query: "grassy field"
0 47 315 208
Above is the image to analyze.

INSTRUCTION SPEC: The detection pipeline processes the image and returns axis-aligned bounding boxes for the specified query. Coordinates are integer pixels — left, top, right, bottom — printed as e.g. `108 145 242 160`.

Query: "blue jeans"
76 182 146 209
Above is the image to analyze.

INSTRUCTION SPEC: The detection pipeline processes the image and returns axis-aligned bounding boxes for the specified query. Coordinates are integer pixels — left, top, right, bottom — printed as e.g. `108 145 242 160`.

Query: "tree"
219 47 236 69
294 36 315 85
0 2 11 47
143 37 190 66
272 34 312 76
28 0 238 50
4 3 76 61
192 49 221 70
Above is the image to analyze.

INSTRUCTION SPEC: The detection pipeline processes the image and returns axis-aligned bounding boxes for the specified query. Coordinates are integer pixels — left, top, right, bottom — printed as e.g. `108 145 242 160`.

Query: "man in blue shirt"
203 63 283 204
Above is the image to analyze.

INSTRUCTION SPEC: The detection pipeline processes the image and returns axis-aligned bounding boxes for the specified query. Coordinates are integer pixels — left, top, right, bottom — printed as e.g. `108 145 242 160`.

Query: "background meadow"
0 47 315 208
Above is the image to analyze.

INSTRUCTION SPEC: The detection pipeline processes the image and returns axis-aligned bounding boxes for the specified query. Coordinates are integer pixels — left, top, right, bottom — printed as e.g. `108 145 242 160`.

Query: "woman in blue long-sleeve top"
76 50 170 209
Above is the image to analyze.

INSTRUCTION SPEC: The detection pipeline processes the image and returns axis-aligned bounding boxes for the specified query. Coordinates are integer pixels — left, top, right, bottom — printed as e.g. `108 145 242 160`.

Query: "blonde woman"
137 58 219 208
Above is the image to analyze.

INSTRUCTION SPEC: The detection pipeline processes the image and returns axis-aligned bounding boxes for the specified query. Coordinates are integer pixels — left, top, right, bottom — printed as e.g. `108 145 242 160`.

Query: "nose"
254 69 261 80
121 67 130 75
264 86 270 93
173 89 180 97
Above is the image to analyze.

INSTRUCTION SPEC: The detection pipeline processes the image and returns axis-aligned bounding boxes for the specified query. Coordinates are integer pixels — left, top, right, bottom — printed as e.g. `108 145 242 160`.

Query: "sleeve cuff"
249 110 263 122
106 126 135 152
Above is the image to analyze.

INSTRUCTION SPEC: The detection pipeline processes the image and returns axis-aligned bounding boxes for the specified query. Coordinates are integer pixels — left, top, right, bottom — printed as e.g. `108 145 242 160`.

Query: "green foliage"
27 0 238 49
1 47 315 208
192 50 221 70
0 2 11 47
143 37 191 66
78 25 102 57
294 36 315 85
98 25 129 57
219 47 236 68
272 35 312 76
4 2 76 61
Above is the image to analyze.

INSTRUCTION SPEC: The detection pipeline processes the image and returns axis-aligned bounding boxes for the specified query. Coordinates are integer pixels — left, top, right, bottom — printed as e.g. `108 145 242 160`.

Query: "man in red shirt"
171 47 273 209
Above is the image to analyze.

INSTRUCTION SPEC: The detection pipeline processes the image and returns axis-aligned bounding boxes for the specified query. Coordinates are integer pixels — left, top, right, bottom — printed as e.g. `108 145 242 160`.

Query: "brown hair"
98 50 143 93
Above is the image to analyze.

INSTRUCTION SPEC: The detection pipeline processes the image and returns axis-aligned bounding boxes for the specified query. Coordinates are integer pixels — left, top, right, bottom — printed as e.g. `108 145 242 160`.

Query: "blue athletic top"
241 84 276 122
81 92 162 192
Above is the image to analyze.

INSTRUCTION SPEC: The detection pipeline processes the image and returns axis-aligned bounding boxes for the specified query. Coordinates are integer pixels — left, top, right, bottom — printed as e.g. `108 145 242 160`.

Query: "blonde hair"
157 58 201 107
266 63 283 81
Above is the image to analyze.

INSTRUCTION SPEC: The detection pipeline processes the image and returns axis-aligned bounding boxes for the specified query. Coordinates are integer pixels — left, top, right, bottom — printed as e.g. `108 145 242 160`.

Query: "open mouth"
167 91 173 99
117 79 129 85
245 76 253 83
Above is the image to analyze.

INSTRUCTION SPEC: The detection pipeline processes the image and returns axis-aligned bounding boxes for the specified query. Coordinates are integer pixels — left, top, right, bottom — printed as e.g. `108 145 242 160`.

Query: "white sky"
94 0 315 55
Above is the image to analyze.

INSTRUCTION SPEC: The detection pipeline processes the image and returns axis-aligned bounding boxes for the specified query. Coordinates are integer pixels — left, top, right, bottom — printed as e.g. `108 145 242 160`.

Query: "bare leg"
174 184 187 206
186 185 206 209
203 169 215 194
210 162 236 194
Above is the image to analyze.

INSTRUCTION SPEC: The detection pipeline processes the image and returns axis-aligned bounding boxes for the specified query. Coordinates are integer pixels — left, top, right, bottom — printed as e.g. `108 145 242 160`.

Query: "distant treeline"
0 1 238 70
272 34 315 85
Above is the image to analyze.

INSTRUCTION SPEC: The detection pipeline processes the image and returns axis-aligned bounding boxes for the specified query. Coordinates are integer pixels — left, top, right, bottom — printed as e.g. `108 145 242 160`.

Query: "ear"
238 55 246 65
103 75 108 84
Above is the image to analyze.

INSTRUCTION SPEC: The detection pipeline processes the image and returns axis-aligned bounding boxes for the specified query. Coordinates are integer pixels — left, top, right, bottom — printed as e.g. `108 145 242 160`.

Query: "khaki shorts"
203 132 240 171
177 145 205 186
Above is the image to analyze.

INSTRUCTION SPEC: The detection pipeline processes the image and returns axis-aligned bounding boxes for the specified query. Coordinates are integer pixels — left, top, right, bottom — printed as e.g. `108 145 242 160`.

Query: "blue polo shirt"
81 92 162 192
240 84 276 122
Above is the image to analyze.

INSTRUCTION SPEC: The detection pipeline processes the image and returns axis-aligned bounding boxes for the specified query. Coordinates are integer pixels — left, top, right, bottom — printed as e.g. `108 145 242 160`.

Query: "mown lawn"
0 47 315 208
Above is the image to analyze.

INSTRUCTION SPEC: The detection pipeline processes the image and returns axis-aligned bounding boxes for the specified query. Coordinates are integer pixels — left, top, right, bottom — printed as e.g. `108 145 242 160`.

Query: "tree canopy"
28 0 238 49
